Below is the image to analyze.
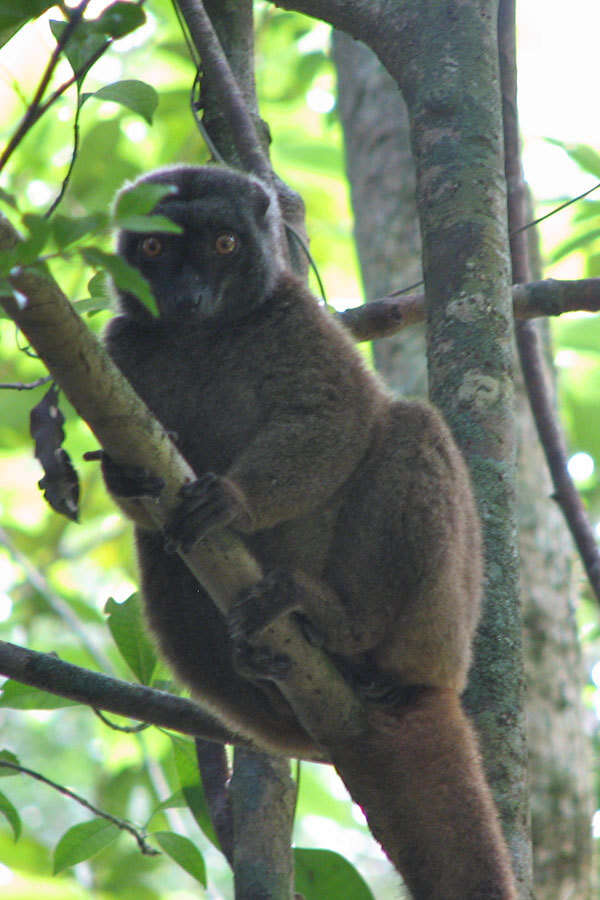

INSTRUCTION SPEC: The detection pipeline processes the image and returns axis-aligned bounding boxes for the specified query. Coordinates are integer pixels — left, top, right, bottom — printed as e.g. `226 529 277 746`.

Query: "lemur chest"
124 338 265 474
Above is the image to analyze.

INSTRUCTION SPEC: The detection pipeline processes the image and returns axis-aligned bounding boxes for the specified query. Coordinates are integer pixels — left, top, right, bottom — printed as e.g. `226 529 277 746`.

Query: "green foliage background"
0 2 599 898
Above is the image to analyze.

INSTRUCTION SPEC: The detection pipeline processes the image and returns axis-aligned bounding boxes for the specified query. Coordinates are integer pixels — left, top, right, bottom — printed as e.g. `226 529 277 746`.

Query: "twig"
93 708 150 733
499 0 600 602
45 86 83 218
0 759 159 855
0 375 52 390
0 2 92 173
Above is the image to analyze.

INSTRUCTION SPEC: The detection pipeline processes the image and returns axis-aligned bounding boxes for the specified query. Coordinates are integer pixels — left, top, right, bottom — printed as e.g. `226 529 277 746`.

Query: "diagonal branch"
174 0 271 183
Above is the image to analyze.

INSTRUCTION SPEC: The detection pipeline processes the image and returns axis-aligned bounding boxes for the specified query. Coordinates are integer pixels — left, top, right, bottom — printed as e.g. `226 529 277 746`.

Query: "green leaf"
294 848 375 900
52 212 108 249
113 183 182 233
0 789 21 841
0 0 54 50
0 750 20 775
572 200 600 223
80 245 158 316
114 182 178 219
149 789 186 818
90 80 158 125
94 2 145 39
170 735 218 848
0 186 17 208
586 252 600 278
153 831 206 885
54 819 120 873
546 139 600 180
0 253 15 278
49 19 108 85
115 214 182 234
87 270 109 297
74 271 112 315
73 297 110 315
0 680 78 710
105 594 157 684
549 227 600 264
0 214 53 279
554 315 600 356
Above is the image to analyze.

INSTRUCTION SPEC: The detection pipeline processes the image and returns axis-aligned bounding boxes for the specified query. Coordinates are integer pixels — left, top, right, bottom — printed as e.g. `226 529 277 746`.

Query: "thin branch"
0 639 238 747
499 0 600 603
174 0 271 183
45 86 83 218
0 759 159 855
337 279 600 342
0 1 93 173
0 375 53 390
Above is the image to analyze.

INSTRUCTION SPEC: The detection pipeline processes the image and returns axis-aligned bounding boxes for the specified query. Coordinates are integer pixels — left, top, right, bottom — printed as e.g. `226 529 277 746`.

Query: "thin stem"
0 760 159 855
0 2 91 173
0 376 53 390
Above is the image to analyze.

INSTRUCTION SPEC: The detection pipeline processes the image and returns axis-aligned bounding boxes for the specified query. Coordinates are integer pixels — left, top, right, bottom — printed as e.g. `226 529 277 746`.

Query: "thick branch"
265 0 376 45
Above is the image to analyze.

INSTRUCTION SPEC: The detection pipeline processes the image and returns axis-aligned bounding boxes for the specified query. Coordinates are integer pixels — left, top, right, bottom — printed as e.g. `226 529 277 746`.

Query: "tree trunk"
230 748 297 900
333 27 593 900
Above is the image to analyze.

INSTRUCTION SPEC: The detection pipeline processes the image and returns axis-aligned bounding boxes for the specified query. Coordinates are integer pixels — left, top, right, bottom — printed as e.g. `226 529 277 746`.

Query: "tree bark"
334 19 594 899
329 3 530 892
333 31 426 397
230 748 297 900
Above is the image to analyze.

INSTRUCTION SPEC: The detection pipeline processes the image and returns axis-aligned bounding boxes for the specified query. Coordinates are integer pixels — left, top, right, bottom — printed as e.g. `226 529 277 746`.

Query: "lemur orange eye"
140 236 163 258
215 231 238 255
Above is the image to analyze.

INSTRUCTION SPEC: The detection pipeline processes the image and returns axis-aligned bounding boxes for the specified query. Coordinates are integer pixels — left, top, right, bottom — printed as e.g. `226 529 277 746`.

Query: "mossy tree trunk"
333 21 593 900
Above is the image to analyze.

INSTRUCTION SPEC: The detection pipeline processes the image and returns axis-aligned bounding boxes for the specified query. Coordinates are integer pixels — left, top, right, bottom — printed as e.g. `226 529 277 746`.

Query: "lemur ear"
247 181 272 219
